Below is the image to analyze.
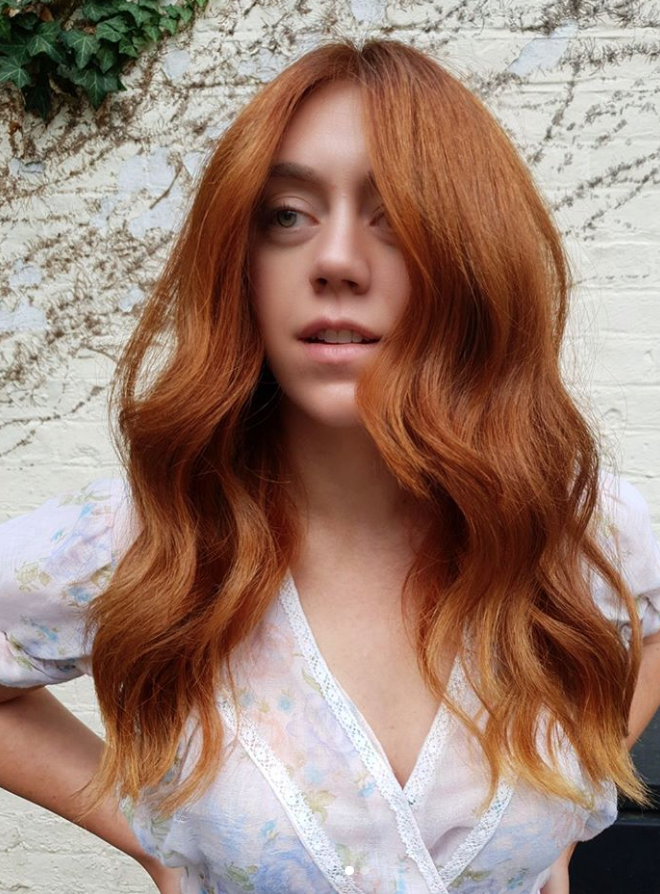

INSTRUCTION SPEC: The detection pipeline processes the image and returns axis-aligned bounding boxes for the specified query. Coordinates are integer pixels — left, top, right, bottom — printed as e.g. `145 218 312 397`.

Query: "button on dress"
1 471 659 894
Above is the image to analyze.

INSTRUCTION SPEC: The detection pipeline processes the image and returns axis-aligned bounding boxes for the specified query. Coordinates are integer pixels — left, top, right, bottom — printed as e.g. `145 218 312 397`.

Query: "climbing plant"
0 0 208 120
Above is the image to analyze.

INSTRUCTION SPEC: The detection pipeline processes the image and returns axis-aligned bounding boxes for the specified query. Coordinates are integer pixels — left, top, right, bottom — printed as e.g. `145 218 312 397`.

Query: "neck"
278 401 431 546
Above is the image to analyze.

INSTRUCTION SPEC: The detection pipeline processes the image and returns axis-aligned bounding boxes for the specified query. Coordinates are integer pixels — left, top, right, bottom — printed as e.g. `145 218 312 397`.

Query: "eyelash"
262 202 389 230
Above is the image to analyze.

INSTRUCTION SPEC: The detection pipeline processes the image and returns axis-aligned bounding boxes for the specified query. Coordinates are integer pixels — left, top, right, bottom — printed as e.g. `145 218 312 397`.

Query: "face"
248 81 411 429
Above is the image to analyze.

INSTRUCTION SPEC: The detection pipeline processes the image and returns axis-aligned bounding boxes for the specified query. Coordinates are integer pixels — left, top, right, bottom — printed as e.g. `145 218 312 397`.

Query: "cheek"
248 264 292 355
248 257 275 334
250 247 308 330
390 261 412 306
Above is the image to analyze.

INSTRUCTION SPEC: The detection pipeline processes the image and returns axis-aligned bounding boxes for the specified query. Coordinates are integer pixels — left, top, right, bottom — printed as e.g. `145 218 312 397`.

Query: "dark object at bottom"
569 812 660 894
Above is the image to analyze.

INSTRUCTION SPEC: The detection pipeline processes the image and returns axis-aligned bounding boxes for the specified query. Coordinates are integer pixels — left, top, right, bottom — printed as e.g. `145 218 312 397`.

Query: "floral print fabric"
1 471 659 894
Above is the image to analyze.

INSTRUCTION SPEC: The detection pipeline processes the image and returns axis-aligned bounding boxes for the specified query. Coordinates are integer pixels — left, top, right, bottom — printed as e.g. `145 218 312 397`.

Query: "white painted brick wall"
1 1 658 891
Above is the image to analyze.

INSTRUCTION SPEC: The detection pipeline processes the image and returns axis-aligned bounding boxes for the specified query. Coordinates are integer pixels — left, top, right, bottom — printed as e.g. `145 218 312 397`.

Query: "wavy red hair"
83 36 648 818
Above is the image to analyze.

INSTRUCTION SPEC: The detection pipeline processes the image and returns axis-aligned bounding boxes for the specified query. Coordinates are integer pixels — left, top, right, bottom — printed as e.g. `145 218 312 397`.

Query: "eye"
262 203 307 230
374 207 392 228
258 203 392 233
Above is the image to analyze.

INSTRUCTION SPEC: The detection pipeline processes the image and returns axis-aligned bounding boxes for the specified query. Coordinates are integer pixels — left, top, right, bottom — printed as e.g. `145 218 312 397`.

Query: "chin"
284 397 365 429
309 406 366 428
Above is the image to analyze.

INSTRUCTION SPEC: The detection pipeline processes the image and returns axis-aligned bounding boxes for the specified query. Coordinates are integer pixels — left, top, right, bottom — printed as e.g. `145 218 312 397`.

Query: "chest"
289 560 453 790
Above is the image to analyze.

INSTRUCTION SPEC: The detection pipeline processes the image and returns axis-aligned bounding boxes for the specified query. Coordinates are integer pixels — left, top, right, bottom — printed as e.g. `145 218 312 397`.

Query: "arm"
624 628 660 748
541 629 660 894
0 683 183 893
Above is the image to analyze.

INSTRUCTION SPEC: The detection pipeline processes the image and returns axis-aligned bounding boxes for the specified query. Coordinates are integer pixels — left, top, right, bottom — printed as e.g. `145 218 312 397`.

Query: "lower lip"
299 340 380 362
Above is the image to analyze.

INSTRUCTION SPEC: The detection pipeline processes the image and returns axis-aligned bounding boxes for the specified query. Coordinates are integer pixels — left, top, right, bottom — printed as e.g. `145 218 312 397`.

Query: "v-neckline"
264 568 517 892
279 566 461 802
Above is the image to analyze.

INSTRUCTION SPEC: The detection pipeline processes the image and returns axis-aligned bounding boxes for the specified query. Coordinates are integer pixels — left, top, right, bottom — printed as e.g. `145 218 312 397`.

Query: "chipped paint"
118 286 146 313
0 299 47 332
508 20 579 76
350 0 386 25
163 48 192 83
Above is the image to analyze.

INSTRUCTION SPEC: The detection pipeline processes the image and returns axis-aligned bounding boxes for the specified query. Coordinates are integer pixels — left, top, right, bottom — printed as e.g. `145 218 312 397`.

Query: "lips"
300 340 380 363
297 318 381 341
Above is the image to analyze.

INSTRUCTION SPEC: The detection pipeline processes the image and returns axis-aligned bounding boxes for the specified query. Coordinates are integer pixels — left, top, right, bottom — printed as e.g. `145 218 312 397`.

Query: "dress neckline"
280 566 461 800
278 567 516 890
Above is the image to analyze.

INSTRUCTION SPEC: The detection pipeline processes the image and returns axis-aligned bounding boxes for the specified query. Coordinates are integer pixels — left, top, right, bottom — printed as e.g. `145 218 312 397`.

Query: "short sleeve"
592 471 660 643
0 477 133 688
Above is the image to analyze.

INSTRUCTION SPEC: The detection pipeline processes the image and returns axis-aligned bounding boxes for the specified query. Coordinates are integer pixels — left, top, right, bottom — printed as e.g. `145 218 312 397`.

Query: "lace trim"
438 777 515 885
403 659 464 808
217 692 367 894
280 571 449 894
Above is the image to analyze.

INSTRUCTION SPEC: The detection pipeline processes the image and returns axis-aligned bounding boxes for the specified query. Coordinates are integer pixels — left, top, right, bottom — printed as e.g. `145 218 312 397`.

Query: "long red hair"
84 36 648 817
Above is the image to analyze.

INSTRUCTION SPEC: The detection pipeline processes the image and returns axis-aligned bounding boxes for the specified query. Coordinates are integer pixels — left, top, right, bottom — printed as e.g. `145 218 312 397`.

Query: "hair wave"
83 36 648 818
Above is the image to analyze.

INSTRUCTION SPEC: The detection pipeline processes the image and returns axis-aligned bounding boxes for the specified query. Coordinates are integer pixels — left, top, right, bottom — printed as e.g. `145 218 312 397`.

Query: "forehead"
266 82 377 191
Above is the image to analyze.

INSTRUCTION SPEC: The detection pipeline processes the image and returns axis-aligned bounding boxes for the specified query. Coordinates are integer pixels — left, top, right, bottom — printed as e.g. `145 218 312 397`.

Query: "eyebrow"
266 161 380 194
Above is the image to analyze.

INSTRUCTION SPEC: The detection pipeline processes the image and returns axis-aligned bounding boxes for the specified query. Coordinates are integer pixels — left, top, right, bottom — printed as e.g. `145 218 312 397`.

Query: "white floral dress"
1 471 659 894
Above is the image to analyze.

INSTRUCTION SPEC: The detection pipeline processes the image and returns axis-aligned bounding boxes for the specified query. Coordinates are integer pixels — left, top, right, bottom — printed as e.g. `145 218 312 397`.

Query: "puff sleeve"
592 471 660 644
0 477 133 687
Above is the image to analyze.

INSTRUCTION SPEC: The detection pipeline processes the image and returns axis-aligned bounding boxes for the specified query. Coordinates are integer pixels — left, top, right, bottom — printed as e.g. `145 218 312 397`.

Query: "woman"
1 37 660 894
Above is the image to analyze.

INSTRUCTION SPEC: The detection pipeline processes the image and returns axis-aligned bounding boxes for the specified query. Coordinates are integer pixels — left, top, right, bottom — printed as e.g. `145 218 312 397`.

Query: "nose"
309 205 371 296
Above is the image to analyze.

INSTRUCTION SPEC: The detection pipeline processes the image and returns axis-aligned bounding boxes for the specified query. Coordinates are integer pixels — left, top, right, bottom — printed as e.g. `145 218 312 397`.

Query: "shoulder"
0 475 138 583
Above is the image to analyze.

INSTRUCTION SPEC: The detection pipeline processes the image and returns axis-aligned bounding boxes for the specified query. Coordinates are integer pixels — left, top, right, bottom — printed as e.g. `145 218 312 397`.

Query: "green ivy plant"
0 0 208 120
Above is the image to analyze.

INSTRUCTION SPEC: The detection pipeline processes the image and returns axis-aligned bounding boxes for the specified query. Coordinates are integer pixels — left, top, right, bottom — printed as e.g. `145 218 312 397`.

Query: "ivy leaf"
114 0 153 27
0 54 31 87
79 1 116 23
96 42 117 73
0 33 31 65
60 28 99 68
81 65 119 108
159 15 177 36
131 33 149 52
2 0 201 118
118 35 138 57
96 16 130 43
27 21 66 64
142 23 161 43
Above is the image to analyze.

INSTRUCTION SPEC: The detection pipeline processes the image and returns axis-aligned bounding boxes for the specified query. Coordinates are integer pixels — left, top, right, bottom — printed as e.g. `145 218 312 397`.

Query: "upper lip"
298 317 381 340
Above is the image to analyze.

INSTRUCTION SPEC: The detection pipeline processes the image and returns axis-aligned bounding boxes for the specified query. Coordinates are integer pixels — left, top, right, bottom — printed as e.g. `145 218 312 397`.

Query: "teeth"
312 329 371 344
